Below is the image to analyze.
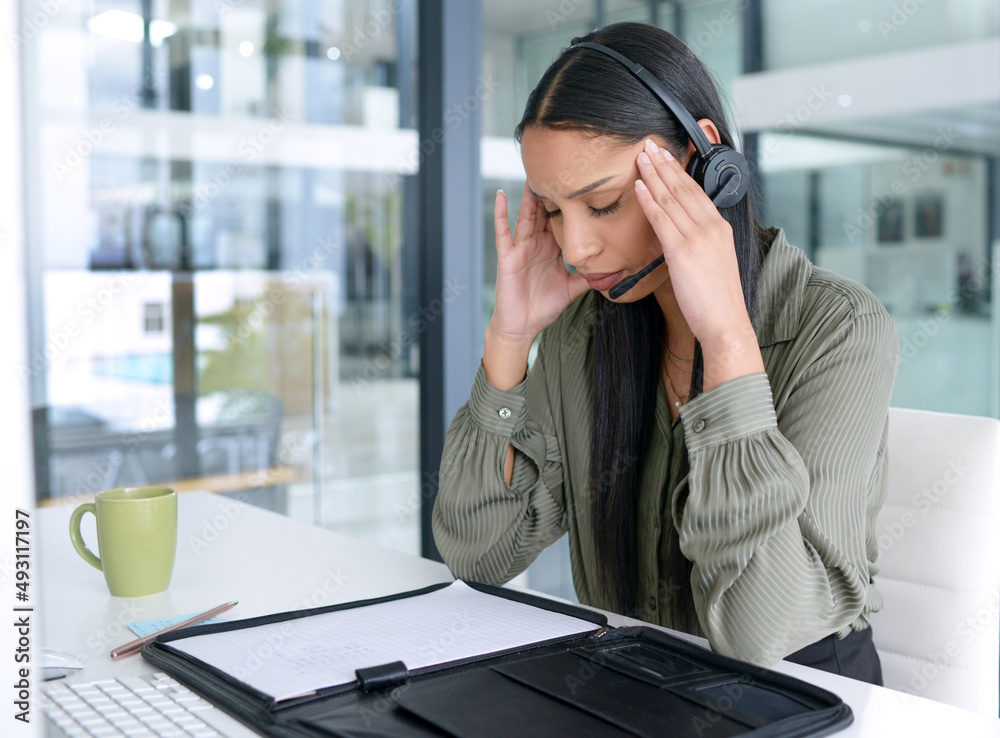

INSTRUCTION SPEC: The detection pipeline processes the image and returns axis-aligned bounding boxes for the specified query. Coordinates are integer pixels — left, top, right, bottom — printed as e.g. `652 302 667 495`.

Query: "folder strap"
356 660 410 692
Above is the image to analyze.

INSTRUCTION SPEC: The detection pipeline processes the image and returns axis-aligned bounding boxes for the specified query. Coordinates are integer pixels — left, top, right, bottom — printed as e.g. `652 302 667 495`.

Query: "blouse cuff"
679 372 778 453
467 362 529 436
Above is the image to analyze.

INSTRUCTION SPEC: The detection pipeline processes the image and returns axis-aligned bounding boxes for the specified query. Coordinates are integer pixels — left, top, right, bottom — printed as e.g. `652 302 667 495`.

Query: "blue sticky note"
127 613 225 637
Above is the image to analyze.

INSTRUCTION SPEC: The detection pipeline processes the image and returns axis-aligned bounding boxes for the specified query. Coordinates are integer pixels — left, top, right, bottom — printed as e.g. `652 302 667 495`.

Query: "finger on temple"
635 177 684 246
494 189 512 255
512 182 538 241
637 155 700 235
649 146 717 219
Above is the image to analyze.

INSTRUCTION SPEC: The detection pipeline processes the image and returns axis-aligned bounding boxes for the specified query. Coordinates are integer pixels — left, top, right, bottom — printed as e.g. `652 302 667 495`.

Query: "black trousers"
785 627 883 686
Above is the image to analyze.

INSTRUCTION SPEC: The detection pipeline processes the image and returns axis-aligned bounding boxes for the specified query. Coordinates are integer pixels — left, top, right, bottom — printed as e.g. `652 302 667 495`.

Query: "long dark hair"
515 23 769 631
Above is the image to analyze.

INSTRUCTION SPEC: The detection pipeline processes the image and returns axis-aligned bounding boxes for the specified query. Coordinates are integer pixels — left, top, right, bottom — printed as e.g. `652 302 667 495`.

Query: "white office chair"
869 407 1000 718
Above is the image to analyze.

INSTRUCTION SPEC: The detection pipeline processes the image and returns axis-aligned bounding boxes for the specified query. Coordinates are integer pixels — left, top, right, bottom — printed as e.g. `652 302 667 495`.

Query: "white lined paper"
168 581 598 702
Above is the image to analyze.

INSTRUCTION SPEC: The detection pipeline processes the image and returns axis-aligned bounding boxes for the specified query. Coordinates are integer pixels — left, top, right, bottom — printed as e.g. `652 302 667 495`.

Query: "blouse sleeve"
674 306 900 666
432 331 568 584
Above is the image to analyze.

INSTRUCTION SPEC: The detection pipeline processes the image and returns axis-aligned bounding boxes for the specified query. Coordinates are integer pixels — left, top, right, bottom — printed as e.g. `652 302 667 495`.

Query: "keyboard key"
119 676 156 693
44 673 253 738
174 715 205 728
181 698 214 712
80 715 111 728
109 714 143 728
188 729 220 738
151 728 186 738
90 726 124 737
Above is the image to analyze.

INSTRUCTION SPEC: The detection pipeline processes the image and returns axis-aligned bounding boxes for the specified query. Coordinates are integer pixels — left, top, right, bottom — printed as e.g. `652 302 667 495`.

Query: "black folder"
141 581 853 737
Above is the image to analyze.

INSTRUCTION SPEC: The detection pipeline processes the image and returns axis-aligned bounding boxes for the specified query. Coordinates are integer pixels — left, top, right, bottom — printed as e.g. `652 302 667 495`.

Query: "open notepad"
168 581 599 702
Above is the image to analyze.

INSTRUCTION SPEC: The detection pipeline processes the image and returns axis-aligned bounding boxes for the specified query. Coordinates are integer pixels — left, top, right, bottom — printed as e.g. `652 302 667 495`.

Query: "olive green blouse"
432 228 900 667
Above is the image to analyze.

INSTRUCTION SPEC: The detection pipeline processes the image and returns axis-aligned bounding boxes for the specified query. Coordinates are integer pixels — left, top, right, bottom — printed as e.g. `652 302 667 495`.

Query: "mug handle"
69 503 102 571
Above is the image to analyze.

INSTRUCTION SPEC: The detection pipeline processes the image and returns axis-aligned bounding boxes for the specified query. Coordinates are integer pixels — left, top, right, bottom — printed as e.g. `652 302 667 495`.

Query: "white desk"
37 492 1000 737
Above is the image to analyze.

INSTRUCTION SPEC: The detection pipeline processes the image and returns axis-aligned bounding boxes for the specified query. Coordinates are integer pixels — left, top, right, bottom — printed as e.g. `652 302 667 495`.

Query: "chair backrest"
870 407 1000 717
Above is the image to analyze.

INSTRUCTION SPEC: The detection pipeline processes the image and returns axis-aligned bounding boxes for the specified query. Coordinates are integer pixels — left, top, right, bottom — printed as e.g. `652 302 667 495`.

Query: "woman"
432 22 898 685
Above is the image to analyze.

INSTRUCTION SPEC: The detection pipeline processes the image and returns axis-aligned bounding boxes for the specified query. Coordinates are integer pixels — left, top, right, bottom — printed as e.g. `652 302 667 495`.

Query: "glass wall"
761 133 998 417
763 0 1000 70
23 0 423 554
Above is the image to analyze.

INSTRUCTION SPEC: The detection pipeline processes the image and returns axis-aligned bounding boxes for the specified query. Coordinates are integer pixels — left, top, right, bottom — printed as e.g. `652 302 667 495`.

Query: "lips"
580 271 624 291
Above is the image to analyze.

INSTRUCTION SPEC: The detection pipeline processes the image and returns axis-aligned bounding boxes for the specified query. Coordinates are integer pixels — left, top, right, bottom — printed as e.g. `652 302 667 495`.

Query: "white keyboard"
42 672 260 738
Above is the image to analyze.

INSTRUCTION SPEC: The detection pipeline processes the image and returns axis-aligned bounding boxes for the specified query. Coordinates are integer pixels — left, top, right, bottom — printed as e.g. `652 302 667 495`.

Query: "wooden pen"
110 601 238 660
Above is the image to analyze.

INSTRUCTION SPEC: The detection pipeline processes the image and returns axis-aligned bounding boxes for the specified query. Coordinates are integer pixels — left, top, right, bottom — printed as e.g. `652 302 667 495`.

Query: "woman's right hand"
483 184 589 391
489 183 590 346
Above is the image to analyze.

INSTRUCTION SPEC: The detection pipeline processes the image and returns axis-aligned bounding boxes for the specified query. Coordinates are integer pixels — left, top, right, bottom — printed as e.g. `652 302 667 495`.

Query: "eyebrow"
529 175 618 201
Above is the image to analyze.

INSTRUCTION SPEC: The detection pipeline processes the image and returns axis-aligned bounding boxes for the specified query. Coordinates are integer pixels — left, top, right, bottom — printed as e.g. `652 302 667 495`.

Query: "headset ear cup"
688 145 751 209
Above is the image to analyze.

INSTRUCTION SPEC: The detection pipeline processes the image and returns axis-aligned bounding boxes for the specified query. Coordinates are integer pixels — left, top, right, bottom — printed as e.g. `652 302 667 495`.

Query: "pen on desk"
110 601 238 660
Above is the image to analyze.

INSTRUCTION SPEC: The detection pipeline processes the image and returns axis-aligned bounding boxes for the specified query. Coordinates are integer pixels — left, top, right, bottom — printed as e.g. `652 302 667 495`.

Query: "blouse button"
693 418 707 432
498 407 512 420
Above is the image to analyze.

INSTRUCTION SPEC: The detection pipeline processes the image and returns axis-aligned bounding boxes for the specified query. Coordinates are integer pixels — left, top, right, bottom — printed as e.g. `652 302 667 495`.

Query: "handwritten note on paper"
167 581 599 702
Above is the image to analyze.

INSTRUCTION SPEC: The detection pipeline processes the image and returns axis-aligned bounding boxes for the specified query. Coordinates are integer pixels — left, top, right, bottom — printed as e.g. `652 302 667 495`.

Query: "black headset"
571 42 750 298
573 41 749 209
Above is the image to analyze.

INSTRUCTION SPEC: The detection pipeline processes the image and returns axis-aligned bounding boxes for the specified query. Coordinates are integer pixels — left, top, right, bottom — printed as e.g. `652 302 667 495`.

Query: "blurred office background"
7 0 1000 601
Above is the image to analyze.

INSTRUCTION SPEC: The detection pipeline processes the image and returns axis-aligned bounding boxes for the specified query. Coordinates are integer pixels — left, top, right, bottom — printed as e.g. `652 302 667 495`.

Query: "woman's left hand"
634 138 764 386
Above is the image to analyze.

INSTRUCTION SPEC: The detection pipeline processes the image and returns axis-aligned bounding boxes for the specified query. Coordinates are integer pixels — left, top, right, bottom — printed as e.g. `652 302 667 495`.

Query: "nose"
557 214 602 267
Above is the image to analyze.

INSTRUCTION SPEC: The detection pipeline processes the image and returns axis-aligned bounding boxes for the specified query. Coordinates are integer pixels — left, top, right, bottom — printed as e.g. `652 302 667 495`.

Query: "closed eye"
541 198 623 220
591 199 622 218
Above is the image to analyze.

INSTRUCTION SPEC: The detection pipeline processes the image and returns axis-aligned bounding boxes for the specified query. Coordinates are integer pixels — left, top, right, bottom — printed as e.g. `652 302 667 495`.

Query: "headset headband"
572 42 714 158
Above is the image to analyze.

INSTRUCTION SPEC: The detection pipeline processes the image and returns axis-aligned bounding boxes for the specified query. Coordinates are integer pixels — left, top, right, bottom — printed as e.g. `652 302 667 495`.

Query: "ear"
696 118 722 145
683 118 724 163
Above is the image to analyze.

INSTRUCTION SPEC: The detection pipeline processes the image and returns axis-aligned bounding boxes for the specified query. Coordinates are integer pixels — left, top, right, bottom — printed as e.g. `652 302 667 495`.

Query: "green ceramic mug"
69 487 178 597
